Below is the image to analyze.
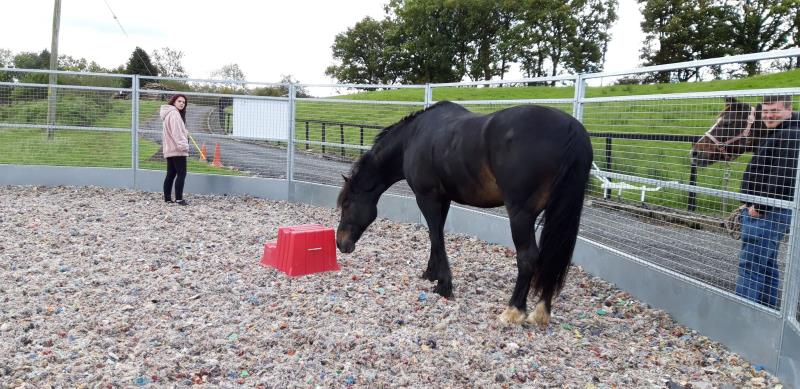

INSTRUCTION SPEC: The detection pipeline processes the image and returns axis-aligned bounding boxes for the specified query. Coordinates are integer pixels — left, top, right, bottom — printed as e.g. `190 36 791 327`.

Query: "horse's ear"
341 174 350 183
724 97 738 106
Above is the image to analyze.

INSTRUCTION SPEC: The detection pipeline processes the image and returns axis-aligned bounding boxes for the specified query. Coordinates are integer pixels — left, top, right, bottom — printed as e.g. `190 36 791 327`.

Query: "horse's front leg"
417 197 453 298
499 209 540 325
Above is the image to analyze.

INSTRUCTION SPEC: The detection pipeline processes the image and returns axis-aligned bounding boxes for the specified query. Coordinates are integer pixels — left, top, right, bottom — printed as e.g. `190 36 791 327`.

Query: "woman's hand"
748 205 760 218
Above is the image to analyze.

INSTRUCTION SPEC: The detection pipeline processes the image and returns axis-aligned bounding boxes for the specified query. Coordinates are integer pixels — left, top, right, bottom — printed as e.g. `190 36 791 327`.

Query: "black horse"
336 101 592 326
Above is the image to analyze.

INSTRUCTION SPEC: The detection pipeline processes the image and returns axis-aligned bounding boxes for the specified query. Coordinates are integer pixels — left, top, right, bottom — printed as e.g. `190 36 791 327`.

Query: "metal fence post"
339 124 345 157
321 123 326 154
287 83 296 185
424 84 432 109
572 74 585 121
46 71 58 141
131 75 139 188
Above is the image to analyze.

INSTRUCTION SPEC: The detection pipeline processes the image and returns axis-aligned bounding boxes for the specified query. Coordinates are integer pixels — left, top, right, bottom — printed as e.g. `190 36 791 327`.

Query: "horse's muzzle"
336 227 356 253
690 149 709 168
336 239 355 253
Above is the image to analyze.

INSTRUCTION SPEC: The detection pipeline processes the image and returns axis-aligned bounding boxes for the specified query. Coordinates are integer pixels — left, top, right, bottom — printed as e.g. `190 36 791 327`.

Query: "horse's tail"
532 121 592 301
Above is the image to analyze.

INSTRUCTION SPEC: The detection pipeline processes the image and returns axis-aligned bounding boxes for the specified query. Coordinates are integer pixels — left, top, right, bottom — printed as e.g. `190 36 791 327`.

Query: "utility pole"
47 0 61 140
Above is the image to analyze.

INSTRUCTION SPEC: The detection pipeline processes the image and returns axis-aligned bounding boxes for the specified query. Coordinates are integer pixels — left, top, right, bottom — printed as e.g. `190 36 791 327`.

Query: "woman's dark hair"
167 94 188 123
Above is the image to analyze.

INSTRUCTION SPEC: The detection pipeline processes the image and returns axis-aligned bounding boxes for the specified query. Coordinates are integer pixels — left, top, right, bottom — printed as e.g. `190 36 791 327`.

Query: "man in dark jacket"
736 95 799 308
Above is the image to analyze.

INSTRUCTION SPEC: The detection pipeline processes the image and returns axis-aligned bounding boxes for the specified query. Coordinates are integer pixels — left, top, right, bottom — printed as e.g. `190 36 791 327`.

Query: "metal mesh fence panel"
2 53 799 315
581 90 800 310
292 85 425 193
137 77 289 179
0 71 133 168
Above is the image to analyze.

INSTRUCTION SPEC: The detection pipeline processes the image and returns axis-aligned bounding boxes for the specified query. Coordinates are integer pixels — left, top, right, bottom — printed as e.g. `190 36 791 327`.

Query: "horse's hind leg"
529 290 553 327
499 208 540 325
416 197 453 298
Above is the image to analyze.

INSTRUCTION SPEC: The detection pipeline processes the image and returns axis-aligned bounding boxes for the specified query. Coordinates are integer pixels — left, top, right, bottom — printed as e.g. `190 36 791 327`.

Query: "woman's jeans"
735 207 792 308
164 156 187 201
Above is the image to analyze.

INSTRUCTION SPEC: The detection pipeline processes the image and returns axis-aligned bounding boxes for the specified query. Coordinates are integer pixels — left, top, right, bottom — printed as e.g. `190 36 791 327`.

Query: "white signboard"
231 98 289 141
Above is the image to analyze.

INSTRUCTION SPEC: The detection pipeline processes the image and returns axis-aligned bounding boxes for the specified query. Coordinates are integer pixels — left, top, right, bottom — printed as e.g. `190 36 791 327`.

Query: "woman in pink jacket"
161 94 190 205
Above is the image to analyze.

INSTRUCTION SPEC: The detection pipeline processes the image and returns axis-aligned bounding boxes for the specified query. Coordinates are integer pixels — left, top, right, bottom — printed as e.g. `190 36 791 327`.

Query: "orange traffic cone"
200 143 207 161
212 143 222 167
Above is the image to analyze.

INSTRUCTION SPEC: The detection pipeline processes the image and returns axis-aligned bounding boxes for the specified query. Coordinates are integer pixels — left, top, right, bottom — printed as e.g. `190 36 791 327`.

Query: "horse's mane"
373 101 454 145
338 101 456 207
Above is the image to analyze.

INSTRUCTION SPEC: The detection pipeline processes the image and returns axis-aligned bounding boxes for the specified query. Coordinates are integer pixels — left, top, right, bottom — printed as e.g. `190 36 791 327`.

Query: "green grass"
0 94 162 130
3 68 797 215
589 137 754 215
0 127 239 175
324 68 800 102
283 69 800 216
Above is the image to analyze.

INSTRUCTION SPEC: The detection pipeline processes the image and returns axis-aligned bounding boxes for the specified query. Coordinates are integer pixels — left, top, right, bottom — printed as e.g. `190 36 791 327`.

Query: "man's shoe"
175 199 188 206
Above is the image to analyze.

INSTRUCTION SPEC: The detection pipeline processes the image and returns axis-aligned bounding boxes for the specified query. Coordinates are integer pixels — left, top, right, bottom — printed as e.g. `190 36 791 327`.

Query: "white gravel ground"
0 186 783 388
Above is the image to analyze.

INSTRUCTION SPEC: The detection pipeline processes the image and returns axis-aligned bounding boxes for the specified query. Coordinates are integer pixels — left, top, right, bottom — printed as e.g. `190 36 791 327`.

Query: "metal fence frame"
2 47 800 384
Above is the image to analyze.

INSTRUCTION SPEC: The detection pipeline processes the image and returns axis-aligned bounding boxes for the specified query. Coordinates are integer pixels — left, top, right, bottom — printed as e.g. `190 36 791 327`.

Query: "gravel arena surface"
0 186 784 388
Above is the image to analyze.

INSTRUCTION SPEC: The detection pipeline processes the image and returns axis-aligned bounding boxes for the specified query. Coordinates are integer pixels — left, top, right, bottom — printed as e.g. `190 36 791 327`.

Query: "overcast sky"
2 0 645 87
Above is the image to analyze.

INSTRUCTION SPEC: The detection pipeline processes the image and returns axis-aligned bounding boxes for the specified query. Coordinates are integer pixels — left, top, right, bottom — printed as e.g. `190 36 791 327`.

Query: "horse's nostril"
336 240 354 253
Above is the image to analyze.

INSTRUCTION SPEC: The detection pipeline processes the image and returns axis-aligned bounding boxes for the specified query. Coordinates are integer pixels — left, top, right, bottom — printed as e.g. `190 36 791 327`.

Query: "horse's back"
402 102 591 207
483 105 592 204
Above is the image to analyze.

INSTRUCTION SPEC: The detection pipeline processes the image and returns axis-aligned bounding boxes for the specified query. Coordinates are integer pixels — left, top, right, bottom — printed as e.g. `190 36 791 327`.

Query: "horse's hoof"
421 269 436 282
498 307 526 325
526 302 550 327
433 282 453 298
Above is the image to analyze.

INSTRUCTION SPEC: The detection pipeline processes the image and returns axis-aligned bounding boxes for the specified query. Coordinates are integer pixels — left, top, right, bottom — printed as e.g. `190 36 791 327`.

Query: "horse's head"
690 97 762 168
336 153 381 253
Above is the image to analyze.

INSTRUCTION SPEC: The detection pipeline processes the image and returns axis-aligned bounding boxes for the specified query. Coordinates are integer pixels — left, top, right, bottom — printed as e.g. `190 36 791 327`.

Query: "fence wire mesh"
1 61 799 315
136 90 287 179
0 76 132 168
292 85 425 193
582 90 800 311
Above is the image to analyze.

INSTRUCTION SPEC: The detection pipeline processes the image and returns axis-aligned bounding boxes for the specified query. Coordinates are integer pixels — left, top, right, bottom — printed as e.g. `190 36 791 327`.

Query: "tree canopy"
638 0 800 81
327 0 618 84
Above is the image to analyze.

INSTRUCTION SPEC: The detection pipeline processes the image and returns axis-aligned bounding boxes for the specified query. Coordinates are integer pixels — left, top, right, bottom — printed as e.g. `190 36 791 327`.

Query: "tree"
793 4 800 67
0 49 12 68
325 17 404 84
387 0 463 83
153 47 187 78
565 0 619 74
0 49 12 89
494 3 519 80
638 0 734 82
13 50 50 69
210 63 246 89
461 0 516 81
512 1 551 78
727 0 800 76
124 47 158 87
58 55 88 71
253 74 311 97
514 0 616 80
11 50 50 86
327 0 616 84
328 1 519 83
